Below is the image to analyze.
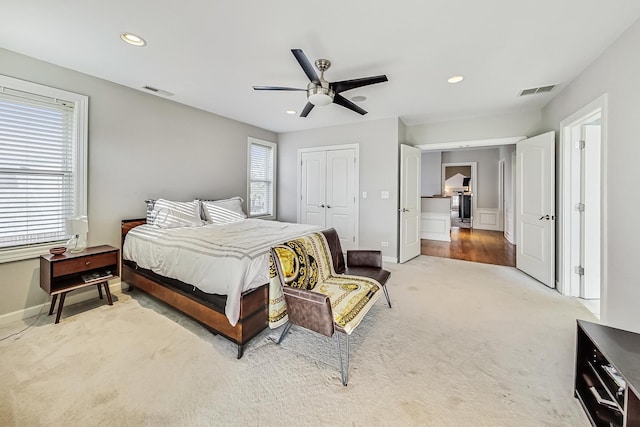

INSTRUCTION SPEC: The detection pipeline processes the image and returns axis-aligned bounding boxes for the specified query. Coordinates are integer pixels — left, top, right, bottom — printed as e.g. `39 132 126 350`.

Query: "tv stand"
575 320 640 426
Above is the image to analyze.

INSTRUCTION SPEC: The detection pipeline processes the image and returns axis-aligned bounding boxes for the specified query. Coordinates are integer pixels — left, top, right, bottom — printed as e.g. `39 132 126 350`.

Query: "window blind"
0 88 76 249
249 141 274 216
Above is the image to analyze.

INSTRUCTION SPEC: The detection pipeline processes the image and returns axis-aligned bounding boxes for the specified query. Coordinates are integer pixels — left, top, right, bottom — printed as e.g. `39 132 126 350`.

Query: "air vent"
142 85 174 97
519 84 556 96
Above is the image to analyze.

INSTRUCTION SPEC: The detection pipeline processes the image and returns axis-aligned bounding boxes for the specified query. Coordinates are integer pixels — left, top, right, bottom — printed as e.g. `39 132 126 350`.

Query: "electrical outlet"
381 241 389 247
362 191 367 199
381 191 389 199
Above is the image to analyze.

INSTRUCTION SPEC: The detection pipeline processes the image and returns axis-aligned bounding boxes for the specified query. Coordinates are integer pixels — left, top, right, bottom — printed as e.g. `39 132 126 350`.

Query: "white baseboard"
504 230 515 245
0 280 123 327
382 256 398 263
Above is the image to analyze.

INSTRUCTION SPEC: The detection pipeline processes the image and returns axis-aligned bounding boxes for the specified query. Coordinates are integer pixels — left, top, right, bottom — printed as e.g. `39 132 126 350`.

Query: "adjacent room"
2 1 640 426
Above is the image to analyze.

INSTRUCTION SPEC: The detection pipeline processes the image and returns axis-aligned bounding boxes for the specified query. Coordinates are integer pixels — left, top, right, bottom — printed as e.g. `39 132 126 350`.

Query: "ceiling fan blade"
253 86 306 91
300 102 315 117
332 75 388 93
291 49 320 83
333 94 367 115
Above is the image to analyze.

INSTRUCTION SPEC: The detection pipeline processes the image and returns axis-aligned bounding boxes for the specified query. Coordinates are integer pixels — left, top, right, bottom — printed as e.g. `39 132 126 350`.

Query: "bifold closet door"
326 149 356 250
299 148 357 250
300 150 326 227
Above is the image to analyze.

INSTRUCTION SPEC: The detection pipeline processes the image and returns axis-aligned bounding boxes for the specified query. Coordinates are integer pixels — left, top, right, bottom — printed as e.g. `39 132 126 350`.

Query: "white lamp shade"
66 216 88 235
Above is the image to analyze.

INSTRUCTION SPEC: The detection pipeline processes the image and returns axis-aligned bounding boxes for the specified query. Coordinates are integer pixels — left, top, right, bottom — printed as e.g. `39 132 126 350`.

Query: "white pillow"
202 197 246 224
152 199 203 228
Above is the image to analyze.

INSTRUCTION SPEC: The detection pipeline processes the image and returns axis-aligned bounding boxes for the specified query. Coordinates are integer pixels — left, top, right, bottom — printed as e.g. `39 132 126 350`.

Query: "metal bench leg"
276 323 292 345
382 284 392 308
336 332 350 386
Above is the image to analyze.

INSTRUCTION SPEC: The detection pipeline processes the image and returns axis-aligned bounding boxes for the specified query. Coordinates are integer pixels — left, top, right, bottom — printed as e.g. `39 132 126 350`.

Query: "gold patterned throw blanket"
269 232 381 334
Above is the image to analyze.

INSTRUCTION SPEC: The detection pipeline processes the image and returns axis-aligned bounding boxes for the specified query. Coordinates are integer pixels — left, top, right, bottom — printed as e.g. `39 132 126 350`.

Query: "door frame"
296 143 360 248
441 161 477 228
558 95 608 315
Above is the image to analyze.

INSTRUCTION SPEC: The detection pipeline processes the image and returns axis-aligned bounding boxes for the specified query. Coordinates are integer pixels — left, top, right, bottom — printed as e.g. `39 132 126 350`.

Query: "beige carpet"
0 256 594 426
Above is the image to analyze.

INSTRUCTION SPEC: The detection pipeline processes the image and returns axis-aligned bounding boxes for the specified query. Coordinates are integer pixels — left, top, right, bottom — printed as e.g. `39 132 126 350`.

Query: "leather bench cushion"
344 267 390 286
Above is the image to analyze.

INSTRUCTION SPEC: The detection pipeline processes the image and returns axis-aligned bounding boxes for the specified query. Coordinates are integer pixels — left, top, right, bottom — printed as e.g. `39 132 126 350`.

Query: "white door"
516 131 555 287
399 144 421 263
326 149 357 250
299 147 358 250
581 125 601 299
300 151 326 227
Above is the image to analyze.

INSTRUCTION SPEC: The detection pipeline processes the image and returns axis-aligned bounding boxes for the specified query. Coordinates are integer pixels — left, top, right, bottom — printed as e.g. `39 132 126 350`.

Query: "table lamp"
66 216 88 253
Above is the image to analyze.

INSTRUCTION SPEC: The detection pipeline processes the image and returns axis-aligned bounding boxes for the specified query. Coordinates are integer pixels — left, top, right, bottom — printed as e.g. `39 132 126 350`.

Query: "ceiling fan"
253 49 388 117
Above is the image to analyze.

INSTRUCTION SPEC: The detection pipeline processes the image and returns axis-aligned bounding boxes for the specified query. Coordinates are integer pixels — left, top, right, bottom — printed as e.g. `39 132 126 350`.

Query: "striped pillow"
202 197 246 224
152 199 203 228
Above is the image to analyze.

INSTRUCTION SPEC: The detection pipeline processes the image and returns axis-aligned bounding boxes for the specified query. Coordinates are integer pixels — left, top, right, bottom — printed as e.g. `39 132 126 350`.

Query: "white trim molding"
417 136 526 152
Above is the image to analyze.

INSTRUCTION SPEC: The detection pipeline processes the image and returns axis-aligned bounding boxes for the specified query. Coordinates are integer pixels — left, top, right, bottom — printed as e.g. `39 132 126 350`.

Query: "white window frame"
0 74 88 263
247 137 277 220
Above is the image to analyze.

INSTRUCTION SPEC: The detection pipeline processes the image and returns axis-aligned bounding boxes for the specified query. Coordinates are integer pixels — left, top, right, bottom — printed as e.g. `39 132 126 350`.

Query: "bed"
121 199 319 358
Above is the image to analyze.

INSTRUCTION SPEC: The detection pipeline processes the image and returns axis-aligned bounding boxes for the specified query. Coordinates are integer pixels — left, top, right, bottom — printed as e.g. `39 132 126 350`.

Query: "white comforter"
122 219 320 326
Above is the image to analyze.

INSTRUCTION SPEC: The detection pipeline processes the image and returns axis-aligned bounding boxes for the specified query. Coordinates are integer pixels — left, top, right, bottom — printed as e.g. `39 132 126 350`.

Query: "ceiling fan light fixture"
120 32 146 47
286 110 297 115
307 83 335 106
447 75 464 84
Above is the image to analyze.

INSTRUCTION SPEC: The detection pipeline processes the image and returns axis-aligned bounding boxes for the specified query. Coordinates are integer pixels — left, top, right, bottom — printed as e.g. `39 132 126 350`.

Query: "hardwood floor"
421 228 516 267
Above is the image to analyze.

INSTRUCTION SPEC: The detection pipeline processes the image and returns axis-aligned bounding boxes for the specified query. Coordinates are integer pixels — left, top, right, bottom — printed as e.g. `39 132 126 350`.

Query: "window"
0 75 88 263
247 138 276 218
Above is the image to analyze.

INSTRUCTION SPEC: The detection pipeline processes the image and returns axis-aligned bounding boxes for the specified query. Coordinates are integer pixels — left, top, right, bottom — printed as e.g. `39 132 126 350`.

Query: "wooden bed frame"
121 219 268 359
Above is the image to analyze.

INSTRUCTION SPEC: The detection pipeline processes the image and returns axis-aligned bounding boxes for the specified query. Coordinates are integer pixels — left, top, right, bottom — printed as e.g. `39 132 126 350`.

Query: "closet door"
300 151 326 227
326 149 356 250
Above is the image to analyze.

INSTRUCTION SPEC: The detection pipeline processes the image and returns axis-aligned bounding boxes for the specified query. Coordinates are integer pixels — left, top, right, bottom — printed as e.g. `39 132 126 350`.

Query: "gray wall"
421 152 442 196
441 148 500 208
0 48 276 318
541 18 640 332
277 118 400 260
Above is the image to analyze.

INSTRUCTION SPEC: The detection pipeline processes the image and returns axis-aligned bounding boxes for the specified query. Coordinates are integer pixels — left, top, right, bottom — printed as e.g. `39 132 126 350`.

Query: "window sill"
0 241 68 264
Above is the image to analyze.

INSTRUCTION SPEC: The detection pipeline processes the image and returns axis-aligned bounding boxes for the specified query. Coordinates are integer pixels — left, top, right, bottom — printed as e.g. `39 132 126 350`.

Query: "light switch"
381 191 389 199
362 191 367 199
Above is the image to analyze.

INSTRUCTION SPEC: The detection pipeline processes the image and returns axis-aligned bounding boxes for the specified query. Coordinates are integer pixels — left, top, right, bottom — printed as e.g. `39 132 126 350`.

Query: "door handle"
326 205 332 209
538 215 555 220
401 208 409 212
319 204 325 208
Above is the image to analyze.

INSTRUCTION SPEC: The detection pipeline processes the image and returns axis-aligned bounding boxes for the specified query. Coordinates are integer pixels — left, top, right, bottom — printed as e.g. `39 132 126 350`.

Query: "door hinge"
575 266 585 276
576 203 585 212
576 140 585 150
352 236 355 242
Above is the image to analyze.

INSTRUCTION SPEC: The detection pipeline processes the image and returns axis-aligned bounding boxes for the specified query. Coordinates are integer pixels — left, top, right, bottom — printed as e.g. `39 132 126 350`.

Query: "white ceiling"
2 1 640 134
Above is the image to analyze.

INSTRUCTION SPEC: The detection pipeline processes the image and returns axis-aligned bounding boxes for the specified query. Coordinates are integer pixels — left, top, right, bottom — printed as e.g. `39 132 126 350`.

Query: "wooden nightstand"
40 245 120 324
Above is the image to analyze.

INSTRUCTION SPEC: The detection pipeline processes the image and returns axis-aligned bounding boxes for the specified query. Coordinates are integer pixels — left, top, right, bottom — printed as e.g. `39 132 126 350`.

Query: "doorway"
559 95 607 319
441 162 477 229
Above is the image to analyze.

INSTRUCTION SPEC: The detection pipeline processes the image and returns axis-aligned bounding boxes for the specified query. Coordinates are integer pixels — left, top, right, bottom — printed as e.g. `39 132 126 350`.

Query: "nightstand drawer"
52 251 118 277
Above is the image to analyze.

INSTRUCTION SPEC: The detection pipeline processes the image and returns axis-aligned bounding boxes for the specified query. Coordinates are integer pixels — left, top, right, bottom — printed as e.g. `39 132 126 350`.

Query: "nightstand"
40 245 120 323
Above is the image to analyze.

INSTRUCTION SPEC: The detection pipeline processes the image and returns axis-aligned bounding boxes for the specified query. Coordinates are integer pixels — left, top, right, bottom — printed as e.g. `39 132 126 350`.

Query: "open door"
399 144 421 263
580 125 601 299
516 132 555 287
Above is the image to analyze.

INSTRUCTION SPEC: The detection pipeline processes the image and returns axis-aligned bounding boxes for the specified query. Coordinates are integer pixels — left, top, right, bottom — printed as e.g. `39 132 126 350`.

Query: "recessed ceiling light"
448 75 464 84
351 96 367 102
286 110 296 115
120 32 146 47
